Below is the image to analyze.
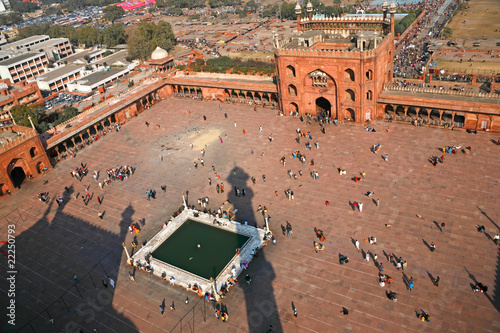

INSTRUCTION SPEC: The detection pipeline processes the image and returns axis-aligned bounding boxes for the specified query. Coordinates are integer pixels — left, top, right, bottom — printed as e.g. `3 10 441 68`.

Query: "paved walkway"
0 97 499 333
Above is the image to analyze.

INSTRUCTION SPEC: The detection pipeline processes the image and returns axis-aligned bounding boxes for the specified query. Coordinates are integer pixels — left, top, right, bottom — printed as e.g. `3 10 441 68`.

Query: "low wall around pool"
131 209 266 298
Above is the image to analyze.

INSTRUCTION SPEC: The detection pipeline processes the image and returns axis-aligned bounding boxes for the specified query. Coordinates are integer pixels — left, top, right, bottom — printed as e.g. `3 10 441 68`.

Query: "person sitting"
476 225 486 233
387 291 398 302
339 253 349 264
473 283 487 293
369 236 377 245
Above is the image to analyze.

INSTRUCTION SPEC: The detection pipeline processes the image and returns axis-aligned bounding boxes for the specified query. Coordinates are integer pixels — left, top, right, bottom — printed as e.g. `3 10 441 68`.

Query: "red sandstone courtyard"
0 96 499 333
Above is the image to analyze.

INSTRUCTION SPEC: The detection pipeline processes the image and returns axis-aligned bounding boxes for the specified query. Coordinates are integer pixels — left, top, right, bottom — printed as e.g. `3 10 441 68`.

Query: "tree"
156 0 167 8
10 104 46 133
102 24 126 47
236 9 247 18
103 5 125 23
246 0 258 12
441 27 452 39
126 20 176 61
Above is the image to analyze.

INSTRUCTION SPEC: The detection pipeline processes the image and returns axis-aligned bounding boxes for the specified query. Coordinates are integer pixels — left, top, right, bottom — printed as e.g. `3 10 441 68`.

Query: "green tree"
45 6 62 15
167 7 184 15
102 24 126 47
441 27 452 39
103 5 125 23
126 20 176 61
246 0 258 12
11 1 39 13
236 9 247 18
10 104 46 133
156 0 167 7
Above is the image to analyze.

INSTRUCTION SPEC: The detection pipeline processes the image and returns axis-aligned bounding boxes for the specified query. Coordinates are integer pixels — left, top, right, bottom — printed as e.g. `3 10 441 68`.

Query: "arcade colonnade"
382 104 498 131
46 88 164 163
170 85 279 107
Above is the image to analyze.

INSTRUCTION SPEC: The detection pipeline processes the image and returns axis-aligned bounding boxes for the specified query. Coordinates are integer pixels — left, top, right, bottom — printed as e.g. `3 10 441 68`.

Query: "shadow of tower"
0 186 139 332
227 165 283 332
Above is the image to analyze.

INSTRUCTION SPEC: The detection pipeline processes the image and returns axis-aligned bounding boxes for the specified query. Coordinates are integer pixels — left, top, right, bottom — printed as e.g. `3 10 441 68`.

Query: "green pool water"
152 219 250 280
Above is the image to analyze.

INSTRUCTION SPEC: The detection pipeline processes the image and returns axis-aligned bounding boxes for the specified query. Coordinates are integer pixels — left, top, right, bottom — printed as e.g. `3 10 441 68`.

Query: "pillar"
389 2 396 36
79 133 84 142
71 138 76 147
295 3 302 32
55 146 60 158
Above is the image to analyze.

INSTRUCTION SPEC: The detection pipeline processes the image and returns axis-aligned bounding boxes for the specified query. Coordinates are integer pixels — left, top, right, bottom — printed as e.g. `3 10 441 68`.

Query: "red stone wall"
0 126 52 197
275 36 393 123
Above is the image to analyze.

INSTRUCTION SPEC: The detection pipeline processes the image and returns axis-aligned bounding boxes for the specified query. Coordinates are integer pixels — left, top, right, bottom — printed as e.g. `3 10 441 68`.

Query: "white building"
0 52 48 83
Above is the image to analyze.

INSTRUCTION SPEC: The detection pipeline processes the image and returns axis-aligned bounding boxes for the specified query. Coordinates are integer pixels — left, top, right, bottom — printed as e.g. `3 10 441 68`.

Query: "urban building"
0 79 43 119
0 52 48 83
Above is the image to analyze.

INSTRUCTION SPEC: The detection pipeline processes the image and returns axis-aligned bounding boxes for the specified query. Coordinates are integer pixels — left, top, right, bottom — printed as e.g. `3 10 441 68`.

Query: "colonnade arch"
383 103 466 129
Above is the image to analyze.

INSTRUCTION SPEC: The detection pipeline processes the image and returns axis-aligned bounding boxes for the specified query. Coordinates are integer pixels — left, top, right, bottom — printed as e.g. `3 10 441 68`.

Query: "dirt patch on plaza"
445 0 500 40
185 128 223 151
434 59 500 74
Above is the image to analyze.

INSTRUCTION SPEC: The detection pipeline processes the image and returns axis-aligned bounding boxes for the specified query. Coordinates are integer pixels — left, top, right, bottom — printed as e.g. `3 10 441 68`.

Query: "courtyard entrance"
10 167 26 188
315 97 332 118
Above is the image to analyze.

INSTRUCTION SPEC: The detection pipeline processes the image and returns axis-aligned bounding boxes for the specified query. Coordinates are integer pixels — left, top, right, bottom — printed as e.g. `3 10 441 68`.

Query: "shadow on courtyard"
477 207 500 312
226 165 283 332
0 186 138 333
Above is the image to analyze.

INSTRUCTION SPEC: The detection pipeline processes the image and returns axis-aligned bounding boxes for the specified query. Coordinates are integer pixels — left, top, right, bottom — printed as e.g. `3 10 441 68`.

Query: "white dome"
151 46 169 60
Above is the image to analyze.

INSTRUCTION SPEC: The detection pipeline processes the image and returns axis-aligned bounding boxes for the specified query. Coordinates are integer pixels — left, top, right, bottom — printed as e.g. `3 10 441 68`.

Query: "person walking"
494 234 500 245
359 203 363 212
376 199 380 207
408 277 414 291
98 211 103 219
159 305 165 315
430 242 436 252
109 278 115 288
434 276 440 287
365 251 370 262
355 240 360 250
440 223 446 232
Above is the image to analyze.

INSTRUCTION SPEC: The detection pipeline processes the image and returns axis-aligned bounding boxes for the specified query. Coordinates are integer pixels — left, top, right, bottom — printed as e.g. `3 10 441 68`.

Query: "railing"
384 84 500 99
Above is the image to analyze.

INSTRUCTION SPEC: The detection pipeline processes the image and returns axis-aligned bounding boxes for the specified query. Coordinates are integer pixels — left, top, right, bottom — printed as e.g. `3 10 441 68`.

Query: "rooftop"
0 52 44 67
93 50 129 67
74 67 126 87
0 35 50 50
36 64 82 83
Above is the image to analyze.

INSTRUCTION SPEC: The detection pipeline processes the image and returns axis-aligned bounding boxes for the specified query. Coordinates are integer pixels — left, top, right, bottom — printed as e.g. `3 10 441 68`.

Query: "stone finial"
306 1 313 12
389 1 397 13
295 2 301 14
382 0 389 10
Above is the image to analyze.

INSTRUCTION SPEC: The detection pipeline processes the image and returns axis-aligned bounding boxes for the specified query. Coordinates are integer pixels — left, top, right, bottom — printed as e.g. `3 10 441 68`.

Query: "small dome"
295 2 301 10
306 1 313 9
382 0 388 7
151 46 169 60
